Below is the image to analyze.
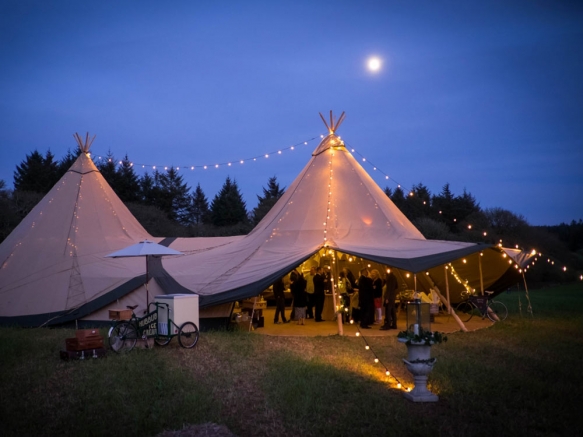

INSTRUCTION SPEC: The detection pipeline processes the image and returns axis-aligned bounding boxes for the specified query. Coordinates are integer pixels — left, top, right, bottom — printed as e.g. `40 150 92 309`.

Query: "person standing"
272 277 288 324
313 267 326 322
370 269 383 324
305 267 316 319
342 267 357 290
357 268 374 329
290 271 307 325
381 270 398 330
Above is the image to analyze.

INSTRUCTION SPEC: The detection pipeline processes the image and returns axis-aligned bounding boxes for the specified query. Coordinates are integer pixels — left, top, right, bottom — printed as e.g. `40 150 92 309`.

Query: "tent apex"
73 132 96 154
319 111 346 134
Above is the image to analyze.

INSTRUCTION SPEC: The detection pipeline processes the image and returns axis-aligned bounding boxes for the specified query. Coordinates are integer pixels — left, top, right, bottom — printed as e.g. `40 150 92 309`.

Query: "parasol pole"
146 255 150 307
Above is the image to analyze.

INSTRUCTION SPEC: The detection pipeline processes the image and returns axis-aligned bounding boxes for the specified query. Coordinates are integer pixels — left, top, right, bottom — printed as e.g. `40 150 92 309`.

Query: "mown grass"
1 283 582 436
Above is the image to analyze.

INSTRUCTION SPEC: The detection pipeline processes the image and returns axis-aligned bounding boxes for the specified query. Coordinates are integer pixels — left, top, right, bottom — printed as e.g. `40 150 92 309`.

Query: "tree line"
1 148 581 284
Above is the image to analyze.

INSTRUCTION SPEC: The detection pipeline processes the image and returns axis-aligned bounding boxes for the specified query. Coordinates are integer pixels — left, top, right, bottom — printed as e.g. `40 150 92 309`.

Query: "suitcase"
65 337 104 351
75 329 101 340
60 348 107 361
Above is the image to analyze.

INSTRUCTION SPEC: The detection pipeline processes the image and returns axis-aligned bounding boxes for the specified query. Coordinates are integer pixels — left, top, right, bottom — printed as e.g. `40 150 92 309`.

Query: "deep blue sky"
1 0 582 226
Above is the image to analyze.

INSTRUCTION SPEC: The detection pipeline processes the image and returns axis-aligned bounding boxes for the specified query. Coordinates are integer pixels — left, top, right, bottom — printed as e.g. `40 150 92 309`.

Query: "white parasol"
106 239 184 305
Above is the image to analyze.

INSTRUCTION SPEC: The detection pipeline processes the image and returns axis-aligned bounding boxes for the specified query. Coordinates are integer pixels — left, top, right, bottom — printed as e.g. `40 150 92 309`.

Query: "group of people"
273 266 329 325
271 265 399 330
340 267 399 330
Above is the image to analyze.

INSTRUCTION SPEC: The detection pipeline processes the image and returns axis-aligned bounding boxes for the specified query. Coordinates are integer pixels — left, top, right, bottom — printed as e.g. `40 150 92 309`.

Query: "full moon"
367 57 381 72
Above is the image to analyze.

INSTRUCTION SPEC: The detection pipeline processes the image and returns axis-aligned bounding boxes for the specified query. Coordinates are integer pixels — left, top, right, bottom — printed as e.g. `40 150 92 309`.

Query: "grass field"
2 283 582 436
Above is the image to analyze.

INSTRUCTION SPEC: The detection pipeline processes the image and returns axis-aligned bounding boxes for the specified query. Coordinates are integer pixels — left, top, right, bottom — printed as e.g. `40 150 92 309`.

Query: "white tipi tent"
0 134 158 326
159 113 518 309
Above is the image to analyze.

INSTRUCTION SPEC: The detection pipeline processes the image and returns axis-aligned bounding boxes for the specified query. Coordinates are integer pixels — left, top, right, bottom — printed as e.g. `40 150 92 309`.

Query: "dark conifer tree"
140 172 158 206
454 189 480 221
210 176 248 226
384 186 393 198
155 167 191 224
97 150 119 188
58 148 81 179
115 154 140 203
404 183 432 221
251 176 285 226
432 183 456 229
189 183 211 225
13 150 59 193
390 186 407 211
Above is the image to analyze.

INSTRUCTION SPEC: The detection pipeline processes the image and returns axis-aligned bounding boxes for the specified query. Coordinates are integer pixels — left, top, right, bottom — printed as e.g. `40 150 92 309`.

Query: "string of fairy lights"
92 136 322 173
326 290 409 391
90 132 575 278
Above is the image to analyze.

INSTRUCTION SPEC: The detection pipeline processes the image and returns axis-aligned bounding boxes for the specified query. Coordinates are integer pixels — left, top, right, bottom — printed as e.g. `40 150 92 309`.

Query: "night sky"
1 0 582 226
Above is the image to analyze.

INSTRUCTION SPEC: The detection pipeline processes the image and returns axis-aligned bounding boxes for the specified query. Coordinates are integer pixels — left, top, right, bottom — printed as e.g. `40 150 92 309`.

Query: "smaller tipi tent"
0 134 157 326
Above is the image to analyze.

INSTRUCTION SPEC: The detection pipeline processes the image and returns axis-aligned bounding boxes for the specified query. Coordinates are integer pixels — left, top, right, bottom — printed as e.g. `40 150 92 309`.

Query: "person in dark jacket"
313 267 326 322
370 269 383 324
357 268 374 329
290 270 307 325
272 277 288 324
381 270 399 330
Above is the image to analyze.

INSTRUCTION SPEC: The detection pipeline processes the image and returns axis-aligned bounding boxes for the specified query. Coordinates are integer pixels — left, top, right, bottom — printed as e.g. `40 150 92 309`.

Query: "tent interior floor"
237 307 494 337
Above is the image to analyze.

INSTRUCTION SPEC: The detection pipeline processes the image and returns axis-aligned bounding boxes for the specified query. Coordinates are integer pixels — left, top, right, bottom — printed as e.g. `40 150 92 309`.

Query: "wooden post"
522 273 534 317
332 250 343 336
444 265 451 314
478 253 484 295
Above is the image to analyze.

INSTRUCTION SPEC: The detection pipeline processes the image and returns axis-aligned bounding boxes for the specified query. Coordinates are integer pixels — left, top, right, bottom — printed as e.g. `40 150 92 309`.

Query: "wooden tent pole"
335 112 346 131
332 250 343 336
329 110 334 132
478 253 484 295
443 265 468 332
444 265 451 314
522 273 534 317
319 113 330 133
432 285 468 333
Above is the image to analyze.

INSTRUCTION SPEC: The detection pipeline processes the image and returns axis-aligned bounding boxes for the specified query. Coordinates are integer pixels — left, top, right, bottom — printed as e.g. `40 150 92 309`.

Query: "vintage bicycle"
108 301 199 353
454 290 508 322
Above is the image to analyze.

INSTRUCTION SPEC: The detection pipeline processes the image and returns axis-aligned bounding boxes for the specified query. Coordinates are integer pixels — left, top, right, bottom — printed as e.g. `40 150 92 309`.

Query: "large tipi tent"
159 113 523 308
0 119 525 327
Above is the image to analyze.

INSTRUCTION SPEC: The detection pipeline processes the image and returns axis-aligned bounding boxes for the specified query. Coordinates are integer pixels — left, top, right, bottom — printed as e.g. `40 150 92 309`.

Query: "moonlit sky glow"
1 0 582 226
368 57 382 72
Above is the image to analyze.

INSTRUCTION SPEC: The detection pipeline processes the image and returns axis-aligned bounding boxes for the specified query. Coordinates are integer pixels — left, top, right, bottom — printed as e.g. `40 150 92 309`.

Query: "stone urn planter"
397 330 446 403
399 339 439 402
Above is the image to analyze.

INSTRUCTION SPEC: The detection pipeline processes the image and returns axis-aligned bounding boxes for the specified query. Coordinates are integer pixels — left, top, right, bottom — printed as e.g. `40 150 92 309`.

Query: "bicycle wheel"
487 301 508 322
177 322 199 349
154 335 172 347
455 301 475 322
109 322 137 353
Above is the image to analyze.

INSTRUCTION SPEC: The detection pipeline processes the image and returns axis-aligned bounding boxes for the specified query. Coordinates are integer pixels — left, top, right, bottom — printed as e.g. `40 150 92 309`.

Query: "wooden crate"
109 309 132 320
66 337 104 351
